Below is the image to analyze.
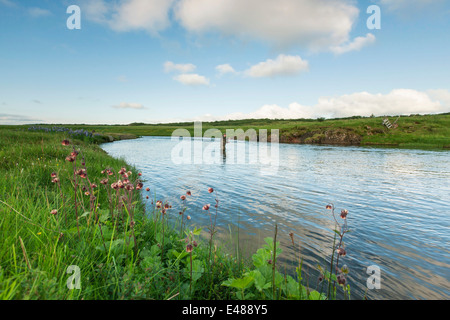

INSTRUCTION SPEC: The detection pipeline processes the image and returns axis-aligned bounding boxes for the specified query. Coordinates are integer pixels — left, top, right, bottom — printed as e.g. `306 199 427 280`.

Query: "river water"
101 136 450 300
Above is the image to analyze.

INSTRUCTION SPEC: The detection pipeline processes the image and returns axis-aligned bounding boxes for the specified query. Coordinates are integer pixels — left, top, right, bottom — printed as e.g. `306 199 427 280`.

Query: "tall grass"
0 128 353 300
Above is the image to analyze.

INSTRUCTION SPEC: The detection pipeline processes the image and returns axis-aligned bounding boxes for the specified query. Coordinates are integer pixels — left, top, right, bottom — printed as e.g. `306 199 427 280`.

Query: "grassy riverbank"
5 112 449 150
0 127 350 300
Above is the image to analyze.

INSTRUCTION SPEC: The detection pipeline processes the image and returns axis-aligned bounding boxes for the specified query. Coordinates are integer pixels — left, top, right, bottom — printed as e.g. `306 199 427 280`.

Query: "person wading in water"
221 134 227 157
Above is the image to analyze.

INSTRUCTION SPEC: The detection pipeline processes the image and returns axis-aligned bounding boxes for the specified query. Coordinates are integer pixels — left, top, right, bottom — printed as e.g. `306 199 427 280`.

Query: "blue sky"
1 0 450 124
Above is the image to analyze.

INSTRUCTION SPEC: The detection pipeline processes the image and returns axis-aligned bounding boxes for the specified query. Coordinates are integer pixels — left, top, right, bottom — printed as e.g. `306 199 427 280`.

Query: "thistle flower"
76 168 87 177
337 248 347 257
337 274 346 286
289 232 295 245
125 184 134 191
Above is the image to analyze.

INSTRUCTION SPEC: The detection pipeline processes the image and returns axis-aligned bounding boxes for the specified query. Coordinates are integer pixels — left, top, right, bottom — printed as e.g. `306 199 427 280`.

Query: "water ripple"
101 137 450 300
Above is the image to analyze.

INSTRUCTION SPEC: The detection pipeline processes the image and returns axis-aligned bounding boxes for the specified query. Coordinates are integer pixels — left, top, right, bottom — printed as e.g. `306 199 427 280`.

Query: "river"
101 136 450 300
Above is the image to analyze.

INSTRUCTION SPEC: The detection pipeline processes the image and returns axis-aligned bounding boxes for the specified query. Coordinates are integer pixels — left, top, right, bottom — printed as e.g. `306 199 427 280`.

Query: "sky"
0 0 450 125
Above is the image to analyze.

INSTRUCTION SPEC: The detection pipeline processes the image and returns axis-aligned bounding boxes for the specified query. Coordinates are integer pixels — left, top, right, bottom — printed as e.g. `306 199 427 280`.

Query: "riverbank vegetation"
4 112 448 150
0 127 351 300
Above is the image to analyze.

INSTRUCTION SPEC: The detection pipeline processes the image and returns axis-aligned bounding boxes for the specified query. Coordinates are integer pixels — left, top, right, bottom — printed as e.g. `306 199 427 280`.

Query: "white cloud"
79 0 109 23
112 102 147 110
314 89 445 118
330 33 376 55
173 73 210 86
245 54 309 78
28 7 52 17
164 61 197 73
225 104 314 120
0 0 16 8
191 89 450 121
116 75 129 83
427 89 450 107
215 64 237 75
79 0 175 34
78 0 368 54
109 0 175 34
0 113 43 125
174 0 359 50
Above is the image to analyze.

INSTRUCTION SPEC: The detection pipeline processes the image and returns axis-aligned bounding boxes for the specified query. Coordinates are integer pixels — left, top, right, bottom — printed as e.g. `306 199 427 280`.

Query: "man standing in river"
221 133 227 156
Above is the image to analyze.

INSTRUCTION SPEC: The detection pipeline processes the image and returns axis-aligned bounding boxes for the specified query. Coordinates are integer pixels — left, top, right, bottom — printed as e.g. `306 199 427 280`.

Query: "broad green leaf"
308 290 322 300
252 248 272 268
222 276 254 290
249 270 271 292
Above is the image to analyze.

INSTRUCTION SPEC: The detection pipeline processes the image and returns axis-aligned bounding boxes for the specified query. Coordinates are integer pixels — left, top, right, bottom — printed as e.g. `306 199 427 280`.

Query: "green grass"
0 128 350 300
2 113 447 299
5 112 449 150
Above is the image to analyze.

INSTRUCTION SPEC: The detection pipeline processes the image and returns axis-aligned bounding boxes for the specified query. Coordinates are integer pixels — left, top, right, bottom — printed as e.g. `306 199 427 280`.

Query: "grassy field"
0 127 351 300
6 112 449 150
3 112 445 299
